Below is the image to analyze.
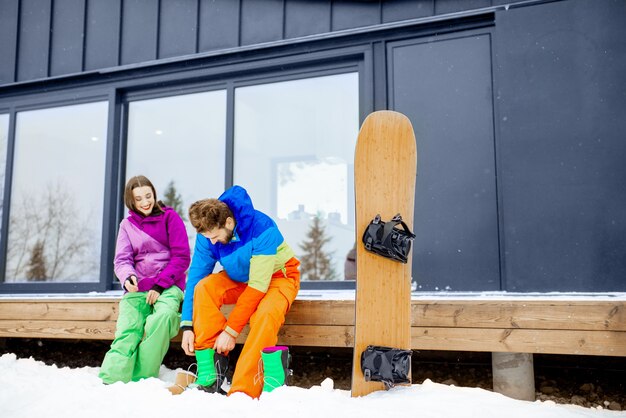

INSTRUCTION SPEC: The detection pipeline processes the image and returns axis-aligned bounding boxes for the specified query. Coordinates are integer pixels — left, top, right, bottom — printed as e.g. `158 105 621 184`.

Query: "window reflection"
234 72 359 280
126 90 227 242
5 103 108 283
0 114 8 236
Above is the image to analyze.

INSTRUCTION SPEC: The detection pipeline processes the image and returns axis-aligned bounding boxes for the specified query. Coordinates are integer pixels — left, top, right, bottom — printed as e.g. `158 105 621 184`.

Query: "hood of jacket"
219 185 255 238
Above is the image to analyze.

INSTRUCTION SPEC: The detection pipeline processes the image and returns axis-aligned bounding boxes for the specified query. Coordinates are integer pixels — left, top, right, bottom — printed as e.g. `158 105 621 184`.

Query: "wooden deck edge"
2 320 625 357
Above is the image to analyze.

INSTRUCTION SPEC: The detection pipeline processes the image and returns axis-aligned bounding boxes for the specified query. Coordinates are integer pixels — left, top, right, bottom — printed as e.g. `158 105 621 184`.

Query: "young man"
180 185 300 398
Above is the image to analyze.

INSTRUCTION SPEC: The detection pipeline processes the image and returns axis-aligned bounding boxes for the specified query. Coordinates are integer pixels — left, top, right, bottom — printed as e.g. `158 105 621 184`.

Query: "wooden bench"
1 293 624 356
1 292 624 399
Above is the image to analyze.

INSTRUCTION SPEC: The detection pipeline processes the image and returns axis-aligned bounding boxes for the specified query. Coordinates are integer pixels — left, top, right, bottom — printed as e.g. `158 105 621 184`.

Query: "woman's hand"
146 289 160 305
124 276 139 292
181 330 195 356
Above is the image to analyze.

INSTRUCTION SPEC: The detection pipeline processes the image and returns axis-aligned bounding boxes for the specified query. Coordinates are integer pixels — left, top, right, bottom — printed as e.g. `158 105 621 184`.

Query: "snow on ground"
1 354 623 418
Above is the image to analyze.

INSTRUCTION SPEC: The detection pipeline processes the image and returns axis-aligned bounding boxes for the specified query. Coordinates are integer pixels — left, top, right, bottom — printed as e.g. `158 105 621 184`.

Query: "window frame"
0 92 114 293
0 43 375 294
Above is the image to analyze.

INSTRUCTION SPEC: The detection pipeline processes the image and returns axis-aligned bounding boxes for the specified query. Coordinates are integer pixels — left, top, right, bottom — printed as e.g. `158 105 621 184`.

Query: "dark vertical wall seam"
117 0 123 66
237 0 242 47
47 0 54 78
195 0 200 54
156 0 162 59
80 0 87 72
13 1 22 83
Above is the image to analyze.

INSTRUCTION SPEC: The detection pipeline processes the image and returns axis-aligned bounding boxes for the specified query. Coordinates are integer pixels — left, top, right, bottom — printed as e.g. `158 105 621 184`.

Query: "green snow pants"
99 286 183 384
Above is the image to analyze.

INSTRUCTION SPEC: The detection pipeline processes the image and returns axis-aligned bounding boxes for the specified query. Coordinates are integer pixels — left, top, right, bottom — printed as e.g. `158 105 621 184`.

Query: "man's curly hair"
188 199 233 233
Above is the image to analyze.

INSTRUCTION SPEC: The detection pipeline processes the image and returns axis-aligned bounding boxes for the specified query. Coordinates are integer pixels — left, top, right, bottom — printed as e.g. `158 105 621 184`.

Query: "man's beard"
224 227 234 243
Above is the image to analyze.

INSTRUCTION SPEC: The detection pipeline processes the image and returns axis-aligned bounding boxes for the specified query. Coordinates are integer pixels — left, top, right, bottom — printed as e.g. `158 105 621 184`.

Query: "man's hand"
182 330 195 356
124 276 139 292
213 331 236 355
146 289 160 305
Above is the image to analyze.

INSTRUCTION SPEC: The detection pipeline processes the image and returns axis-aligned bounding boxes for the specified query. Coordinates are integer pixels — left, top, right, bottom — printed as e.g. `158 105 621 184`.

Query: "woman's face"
132 185 155 216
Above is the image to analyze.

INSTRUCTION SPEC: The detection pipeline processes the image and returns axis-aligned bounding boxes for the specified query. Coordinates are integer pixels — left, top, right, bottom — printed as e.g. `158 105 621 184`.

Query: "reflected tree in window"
162 180 186 221
299 215 337 280
6 181 98 281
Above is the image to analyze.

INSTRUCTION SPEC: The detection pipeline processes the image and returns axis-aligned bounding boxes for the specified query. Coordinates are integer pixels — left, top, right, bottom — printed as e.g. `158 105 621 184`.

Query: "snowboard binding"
361 345 412 390
362 214 415 263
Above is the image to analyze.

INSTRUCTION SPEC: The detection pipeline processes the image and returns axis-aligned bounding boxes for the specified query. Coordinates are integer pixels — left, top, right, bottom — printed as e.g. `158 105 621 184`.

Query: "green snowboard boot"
261 346 291 393
195 348 229 395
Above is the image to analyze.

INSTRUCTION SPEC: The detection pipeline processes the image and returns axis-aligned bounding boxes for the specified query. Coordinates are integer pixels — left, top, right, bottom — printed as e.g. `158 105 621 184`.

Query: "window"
4 102 108 283
233 72 359 281
125 90 227 240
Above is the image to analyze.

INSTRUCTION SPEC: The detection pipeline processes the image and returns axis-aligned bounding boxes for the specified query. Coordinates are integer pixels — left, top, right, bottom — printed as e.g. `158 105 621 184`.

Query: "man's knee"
250 296 288 329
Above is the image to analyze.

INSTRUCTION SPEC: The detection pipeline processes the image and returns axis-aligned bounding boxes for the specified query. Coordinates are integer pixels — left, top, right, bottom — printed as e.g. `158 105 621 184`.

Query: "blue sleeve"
180 234 216 328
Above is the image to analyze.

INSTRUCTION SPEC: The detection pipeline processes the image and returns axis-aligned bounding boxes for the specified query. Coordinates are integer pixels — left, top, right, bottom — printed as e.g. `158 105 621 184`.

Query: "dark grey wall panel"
120 0 159 65
495 0 626 291
159 0 198 59
240 0 283 46
198 0 239 52
0 0 19 85
50 0 86 76
435 0 490 14
17 0 52 81
390 34 500 291
332 0 380 31
84 0 121 70
383 0 433 23
285 0 331 39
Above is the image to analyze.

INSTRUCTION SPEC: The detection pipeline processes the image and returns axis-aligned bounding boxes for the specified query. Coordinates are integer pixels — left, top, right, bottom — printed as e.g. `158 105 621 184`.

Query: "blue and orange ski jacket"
180 185 296 337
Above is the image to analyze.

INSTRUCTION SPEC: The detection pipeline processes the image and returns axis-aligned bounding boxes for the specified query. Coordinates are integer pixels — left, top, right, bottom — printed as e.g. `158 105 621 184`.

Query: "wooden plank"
1 299 625 330
0 320 117 340
0 301 118 321
412 300 626 331
411 327 626 357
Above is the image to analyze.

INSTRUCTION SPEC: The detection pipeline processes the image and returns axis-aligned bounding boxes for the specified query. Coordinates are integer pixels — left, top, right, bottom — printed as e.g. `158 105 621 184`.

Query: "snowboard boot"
261 346 292 393
167 370 197 395
195 348 229 395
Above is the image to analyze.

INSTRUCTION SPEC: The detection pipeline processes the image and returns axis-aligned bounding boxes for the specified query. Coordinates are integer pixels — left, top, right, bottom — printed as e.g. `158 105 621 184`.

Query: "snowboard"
351 110 417 397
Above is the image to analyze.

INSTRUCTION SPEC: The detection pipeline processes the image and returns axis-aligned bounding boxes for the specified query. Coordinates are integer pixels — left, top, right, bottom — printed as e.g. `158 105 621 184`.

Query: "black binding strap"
361 345 412 390
362 213 415 263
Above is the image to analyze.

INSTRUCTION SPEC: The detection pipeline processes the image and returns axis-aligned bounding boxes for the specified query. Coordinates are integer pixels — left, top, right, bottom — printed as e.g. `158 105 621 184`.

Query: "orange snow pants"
193 258 300 398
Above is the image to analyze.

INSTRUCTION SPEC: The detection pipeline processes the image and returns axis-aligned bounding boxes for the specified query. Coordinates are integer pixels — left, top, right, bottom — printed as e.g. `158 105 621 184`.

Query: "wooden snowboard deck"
351 110 417 397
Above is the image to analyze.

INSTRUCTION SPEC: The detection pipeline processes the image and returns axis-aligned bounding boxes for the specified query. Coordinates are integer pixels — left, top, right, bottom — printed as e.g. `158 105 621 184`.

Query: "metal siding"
50 0 86 76
198 0 239 52
17 0 52 81
284 0 331 39
159 0 198 59
382 0 433 23
390 34 500 291
0 0 19 85
495 0 626 291
120 0 159 65
332 0 380 31
84 0 121 70
434 0 491 14
240 0 283 46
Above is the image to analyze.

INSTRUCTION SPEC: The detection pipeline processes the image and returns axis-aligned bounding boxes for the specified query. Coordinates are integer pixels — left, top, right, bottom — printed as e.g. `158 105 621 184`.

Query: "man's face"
201 217 235 244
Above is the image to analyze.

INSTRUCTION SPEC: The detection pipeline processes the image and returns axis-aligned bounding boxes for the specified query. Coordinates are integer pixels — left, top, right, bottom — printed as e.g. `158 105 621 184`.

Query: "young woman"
99 175 190 384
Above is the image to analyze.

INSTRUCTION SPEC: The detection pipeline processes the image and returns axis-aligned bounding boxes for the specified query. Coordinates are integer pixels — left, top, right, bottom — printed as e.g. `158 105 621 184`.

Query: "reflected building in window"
234 72 359 280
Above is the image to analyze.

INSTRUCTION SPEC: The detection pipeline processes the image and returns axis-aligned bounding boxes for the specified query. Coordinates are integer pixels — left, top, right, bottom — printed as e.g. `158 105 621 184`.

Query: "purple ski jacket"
114 206 190 292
